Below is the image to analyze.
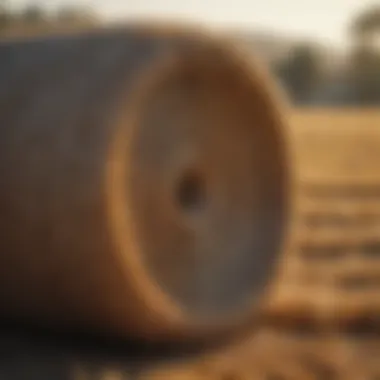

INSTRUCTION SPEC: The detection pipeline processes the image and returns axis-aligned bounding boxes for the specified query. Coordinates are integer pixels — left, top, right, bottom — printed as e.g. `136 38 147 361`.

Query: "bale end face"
107 29 291 340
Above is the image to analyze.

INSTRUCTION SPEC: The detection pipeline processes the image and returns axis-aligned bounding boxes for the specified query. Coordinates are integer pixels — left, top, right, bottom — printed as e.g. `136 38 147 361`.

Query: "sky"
7 0 380 47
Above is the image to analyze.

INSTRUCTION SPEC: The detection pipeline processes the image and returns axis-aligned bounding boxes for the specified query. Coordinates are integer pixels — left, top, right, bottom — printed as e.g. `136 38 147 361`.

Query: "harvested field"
268 110 380 325
3 110 380 379
291 110 380 181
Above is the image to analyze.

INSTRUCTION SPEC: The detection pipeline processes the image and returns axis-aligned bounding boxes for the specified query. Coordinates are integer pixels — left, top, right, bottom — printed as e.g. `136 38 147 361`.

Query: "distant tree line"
274 43 324 105
0 0 100 33
273 5 380 106
1 1 379 106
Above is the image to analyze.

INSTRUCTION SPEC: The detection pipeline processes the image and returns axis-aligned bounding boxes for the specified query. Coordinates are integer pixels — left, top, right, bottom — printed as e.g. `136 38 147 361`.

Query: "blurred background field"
2 0 380 107
270 110 380 324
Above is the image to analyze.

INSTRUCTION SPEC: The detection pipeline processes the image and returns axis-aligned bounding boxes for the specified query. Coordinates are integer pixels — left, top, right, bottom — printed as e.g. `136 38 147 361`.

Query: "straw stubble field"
270 110 380 322
145 109 380 380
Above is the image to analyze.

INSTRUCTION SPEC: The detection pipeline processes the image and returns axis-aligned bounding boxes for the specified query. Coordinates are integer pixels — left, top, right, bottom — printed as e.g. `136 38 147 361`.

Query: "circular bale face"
110 42 290 337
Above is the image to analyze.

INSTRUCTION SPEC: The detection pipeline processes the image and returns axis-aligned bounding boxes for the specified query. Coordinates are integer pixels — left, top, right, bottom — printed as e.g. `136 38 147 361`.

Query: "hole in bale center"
176 170 206 215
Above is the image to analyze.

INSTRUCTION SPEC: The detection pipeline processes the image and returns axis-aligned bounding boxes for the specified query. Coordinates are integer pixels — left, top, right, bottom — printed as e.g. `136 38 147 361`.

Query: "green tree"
20 4 46 24
0 0 10 30
350 45 380 105
350 5 380 41
348 5 380 104
55 5 99 25
275 44 323 104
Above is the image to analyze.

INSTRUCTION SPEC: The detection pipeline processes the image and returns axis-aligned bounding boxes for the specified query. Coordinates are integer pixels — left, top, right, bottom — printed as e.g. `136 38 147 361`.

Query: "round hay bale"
0 24 291 342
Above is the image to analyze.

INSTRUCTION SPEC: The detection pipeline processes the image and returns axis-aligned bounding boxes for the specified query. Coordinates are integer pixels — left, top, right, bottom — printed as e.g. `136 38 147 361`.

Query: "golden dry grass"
267 109 380 323
290 109 380 181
